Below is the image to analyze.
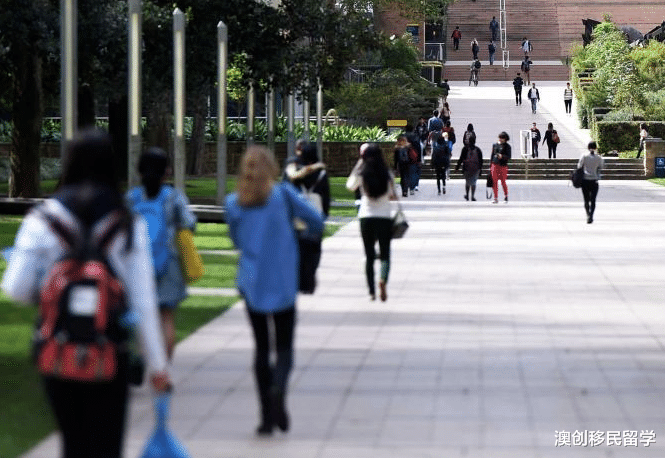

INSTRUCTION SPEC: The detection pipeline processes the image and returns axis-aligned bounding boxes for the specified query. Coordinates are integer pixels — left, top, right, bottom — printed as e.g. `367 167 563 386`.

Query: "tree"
0 0 58 198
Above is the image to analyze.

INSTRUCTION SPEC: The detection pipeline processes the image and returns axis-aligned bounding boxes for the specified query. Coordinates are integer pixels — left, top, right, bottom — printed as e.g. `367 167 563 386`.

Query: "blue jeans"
410 163 421 190
531 98 538 113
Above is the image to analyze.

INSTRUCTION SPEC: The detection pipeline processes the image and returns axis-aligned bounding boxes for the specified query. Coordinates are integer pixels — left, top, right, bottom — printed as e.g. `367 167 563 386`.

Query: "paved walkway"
21 86 665 458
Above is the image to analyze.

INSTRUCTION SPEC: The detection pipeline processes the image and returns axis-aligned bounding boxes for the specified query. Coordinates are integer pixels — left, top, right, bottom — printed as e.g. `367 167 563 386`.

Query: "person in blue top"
126 148 197 360
225 145 324 436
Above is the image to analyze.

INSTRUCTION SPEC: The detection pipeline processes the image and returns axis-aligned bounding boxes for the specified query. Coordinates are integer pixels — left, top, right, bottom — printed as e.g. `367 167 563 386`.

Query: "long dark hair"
59 128 133 248
139 147 168 198
360 145 390 198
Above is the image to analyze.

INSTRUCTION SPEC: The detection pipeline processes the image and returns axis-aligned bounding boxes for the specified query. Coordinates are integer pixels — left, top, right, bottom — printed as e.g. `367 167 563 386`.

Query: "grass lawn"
650 178 665 186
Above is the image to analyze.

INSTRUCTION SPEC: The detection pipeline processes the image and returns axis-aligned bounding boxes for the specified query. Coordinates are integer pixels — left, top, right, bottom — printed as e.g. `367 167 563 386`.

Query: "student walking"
513 73 524 105
542 122 560 159
455 135 483 201
563 82 574 114
394 135 411 197
126 148 197 360
488 41 496 65
578 141 604 223
226 146 324 436
490 131 512 203
490 16 499 42
530 122 541 158
284 144 331 294
431 132 451 195
1 129 171 458
637 123 648 158
521 56 533 85
440 102 451 124
471 39 480 60
451 26 462 50
521 37 533 55
346 144 398 302
528 83 540 114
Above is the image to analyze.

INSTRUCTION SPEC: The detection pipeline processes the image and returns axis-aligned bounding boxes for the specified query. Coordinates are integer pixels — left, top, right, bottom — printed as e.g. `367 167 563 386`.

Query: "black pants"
360 217 392 296
398 163 410 196
547 142 557 159
514 88 522 105
435 166 447 191
453 38 460 50
531 140 539 158
246 305 296 421
581 179 599 217
564 99 572 113
43 358 129 458
298 238 321 294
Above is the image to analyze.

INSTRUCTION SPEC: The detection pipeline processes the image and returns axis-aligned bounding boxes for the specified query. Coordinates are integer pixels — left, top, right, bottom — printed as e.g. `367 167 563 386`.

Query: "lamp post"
216 21 228 205
173 8 186 192
287 93 295 158
60 0 77 161
246 83 255 148
267 87 276 154
128 0 142 188
316 80 323 160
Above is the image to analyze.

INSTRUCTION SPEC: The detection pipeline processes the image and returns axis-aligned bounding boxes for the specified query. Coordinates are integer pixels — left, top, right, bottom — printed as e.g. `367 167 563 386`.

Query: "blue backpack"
127 186 175 278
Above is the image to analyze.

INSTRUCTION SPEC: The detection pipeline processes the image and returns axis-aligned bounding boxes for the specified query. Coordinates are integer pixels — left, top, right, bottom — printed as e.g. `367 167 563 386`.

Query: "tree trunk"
10 50 43 198
188 93 207 176
145 94 171 168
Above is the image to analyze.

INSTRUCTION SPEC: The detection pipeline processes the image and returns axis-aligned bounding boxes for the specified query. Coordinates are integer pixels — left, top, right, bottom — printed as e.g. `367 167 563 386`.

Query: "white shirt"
1 199 168 373
346 163 396 219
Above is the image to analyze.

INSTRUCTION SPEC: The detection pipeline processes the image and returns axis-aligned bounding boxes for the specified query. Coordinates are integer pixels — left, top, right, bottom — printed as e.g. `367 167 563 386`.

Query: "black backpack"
474 60 481 69
464 147 481 174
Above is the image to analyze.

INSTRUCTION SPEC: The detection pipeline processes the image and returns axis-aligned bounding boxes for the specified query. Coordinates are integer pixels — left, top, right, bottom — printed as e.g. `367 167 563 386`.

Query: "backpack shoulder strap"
37 201 83 251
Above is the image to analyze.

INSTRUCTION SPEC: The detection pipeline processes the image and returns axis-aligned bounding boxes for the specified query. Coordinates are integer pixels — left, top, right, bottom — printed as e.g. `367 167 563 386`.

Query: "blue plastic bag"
140 393 191 458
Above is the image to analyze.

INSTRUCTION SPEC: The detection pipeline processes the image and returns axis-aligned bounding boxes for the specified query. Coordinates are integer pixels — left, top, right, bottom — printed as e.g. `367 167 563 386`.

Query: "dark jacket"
490 142 511 166
543 129 556 146
292 167 331 217
513 76 524 89
456 145 483 177
431 142 451 169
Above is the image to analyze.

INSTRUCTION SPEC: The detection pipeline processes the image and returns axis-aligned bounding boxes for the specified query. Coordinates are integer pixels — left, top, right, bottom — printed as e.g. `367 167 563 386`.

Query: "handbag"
571 167 585 188
140 394 191 458
175 229 204 284
392 206 409 239
486 172 494 200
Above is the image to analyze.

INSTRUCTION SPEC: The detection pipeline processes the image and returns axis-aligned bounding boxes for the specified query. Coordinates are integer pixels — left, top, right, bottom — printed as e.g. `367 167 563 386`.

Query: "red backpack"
34 207 129 382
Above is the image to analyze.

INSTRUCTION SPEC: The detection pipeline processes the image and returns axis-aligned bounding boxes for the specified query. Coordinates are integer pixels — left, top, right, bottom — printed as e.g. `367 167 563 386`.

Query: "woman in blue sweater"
226 146 324 436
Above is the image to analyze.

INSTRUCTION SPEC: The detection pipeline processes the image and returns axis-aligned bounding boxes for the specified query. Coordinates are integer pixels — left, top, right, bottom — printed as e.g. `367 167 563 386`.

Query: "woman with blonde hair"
225 146 324 436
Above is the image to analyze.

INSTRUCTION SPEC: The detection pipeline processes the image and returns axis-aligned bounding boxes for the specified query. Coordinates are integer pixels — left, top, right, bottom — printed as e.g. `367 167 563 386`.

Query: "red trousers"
491 164 508 199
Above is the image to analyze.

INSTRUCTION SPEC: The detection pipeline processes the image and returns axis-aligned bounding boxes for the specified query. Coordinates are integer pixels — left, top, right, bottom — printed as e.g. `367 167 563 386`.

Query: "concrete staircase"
420 158 645 180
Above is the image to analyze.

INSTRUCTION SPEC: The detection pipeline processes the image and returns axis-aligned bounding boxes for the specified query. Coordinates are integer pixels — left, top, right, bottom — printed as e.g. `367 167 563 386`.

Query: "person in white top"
578 141 604 224
346 144 398 301
563 82 574 114
1 129 170 458
636 123 648 159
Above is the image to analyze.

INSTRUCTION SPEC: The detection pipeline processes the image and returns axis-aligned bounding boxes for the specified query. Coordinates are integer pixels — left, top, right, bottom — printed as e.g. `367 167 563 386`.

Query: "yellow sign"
387 119 407 127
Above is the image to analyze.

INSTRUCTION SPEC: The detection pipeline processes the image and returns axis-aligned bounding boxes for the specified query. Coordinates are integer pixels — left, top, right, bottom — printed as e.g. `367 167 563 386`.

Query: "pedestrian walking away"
563 82 574 114
530 122 541 158
1 129 172 458
127 147 197 361
346 144 399 302
636 123 648 159
490 16 499 42
443 120 457 157
455 135 483 201
528 82 540 114
462 123 477 148
521 55 533 85
471 39 480 60
488 40 496 65
490 131 512 203
428 110 444 133
578 141 604 223
284 143 331 294
451 26 462 50
439 79 450 102
226 146 324 436
543 122 560 159
440 102 452 124
431 132 451 195
513 73 524 105
469 58 481 86
393 134 411 197
407 133 423 193
414 116 429 154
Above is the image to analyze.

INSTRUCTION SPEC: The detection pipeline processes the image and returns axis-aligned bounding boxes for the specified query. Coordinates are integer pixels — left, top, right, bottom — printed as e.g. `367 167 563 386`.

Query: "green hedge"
594 122 665 154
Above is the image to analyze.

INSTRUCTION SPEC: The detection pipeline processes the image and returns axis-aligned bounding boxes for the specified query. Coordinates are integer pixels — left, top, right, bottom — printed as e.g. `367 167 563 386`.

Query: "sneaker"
414 186 419 192
438 190 441 195
464 195 469 201
379 281 387 302
402 192 408 197
471 197 476 201
587 215 593 224
492 199 498 204
443 188 446 194
410 190 415 195
504 196 509 203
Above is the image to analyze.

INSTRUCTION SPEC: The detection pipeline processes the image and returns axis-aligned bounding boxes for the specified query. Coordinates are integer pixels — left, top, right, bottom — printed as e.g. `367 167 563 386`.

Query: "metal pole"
316 81 323 161
216 21 228 206
173 8 186 192
287 93 295 159
267 88 276 153
60 0 77 161
303 86 310 142
128 0 142 188
246 83 255 148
